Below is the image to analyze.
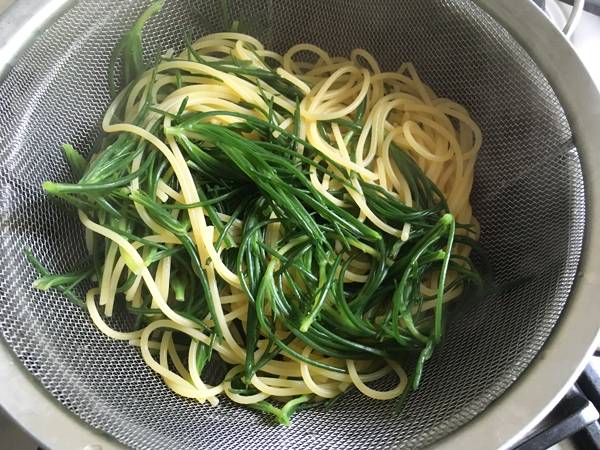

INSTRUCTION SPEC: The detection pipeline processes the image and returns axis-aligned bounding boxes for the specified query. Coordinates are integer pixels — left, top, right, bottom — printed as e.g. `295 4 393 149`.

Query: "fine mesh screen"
0 0 585 448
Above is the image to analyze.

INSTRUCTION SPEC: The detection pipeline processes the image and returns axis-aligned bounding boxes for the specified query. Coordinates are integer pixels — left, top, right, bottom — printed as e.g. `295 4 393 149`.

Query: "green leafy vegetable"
28 1 483 426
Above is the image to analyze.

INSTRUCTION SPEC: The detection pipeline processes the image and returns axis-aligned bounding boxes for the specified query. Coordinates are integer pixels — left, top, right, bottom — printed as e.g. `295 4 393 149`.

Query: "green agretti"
28 0 482 425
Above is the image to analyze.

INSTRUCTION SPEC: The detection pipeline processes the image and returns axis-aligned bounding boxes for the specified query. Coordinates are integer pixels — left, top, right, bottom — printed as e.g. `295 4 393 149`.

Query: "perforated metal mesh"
0 0 585 448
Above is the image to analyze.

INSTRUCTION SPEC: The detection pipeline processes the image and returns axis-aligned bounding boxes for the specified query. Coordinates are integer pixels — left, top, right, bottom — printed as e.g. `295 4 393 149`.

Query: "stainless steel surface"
0 339 122 450
0 0 598 449
439 1 600 448
0 0 16 16
546 2 600 88
0 0 73 79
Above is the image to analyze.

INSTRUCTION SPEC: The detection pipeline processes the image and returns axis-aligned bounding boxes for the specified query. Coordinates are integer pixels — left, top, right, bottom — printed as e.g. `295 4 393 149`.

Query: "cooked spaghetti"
30 7 482 425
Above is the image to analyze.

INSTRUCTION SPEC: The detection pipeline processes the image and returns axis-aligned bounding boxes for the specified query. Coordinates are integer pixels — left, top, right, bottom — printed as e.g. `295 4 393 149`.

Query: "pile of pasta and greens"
29 1 483 424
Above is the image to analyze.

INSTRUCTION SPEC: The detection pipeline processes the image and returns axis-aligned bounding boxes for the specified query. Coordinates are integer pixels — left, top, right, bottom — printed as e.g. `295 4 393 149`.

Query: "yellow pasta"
36 29 482 425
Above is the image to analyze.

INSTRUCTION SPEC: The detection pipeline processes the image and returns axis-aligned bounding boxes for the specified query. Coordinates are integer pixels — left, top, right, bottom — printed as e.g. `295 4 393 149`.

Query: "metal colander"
1 1 599 449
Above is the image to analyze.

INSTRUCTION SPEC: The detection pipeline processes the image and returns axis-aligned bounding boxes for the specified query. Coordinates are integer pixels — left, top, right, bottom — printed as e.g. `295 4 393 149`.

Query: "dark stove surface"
514 356 600 450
